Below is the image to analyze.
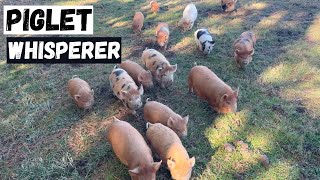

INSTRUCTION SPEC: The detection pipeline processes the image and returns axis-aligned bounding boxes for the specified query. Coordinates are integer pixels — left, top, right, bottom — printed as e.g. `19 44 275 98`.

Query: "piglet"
150 0 160 14
107 117 162 180
156 22 169 49
120 60 153 89
188 66 239 114
132 12 144 33
109 66 144 115
194 28 215 55
221 0 238 12
234 31 256 68
67 76 94 110
146 123 195 180
141 48 177 88
178 3 198 31
144 99 189 137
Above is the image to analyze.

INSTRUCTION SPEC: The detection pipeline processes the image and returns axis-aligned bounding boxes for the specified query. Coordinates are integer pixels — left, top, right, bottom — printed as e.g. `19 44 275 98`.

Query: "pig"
156 22 170 49
107 117 162 180
132 12 144 33
150 0 160 14
119 60 154 89
67 75 94 110
233 31 257 68
144 99 189 137
188 66 239 114
178 3 198 31
109 66 144 115
221 0 238 12
141 48 177 88
194 28 215 55
146 123 195 180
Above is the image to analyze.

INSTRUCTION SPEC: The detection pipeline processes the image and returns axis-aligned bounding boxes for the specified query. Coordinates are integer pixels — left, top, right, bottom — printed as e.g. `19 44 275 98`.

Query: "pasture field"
0 0 319 179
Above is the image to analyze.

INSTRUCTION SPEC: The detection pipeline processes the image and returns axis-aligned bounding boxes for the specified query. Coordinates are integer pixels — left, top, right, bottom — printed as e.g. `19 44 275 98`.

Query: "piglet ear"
129 166 140 176
234 87 239 97
112 116 120 122
171 64 177 72
235 49 240 54
152 160 162 171
167 117 174 128
91 89 94 95
184 115 189 124
119 90 128 99
189 157 196 167
221 94 228 102
167 159 175 169
137 74 143 83
250 49 254 55
156 67 163 74
139 85 144 95
74 95 81 101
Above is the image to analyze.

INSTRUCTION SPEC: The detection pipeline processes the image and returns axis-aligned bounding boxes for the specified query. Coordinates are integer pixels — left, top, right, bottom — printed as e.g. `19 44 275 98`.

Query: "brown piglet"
234 31 256 68
156 22 170 49
221 0 238 12
146 123 195 180
132 12 144 33
188 66 239 114
67 76 94 110
144 100 189 137
107 117 162 180
120 60 154 89
150 0 160 14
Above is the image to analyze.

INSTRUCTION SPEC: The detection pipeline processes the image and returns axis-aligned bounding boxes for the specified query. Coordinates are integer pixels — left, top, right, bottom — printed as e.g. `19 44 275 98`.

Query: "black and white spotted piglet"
194 28 215 55
109 66 144 115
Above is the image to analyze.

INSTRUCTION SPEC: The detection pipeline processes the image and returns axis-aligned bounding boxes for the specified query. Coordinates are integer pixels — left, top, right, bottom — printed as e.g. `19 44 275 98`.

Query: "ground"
0 0 320 179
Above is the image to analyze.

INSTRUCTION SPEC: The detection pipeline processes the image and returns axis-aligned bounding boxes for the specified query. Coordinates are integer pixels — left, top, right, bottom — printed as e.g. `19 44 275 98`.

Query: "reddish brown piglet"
234 31 257 68
150 0 160 14
132 12 144 33
144 100 189 137
156 22 170 49
120 60 154 89
67 76 94 110
146 123 195 180
188 66 239 114
107 117 162 180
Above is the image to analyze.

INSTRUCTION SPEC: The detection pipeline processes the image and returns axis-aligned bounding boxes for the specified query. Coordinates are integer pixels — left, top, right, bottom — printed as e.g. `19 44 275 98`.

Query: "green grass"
1 0 320 179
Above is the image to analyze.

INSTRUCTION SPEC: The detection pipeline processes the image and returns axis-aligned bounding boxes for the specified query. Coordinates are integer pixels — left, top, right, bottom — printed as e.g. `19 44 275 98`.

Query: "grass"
0 0 320 179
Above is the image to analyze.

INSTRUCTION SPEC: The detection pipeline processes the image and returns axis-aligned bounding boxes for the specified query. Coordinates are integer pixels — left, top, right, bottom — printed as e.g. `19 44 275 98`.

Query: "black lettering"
30 9 44 31
46 9 59 31
60 9 75 31
6 9 21 31
77 9 92 31
23 9 29 31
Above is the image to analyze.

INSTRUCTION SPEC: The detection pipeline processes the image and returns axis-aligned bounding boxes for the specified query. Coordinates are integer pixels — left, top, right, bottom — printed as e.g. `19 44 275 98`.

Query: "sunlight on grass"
247 2 268 10
172 36 195 53
257 11 287 29
55 0 99 5
205 110 249 148
256 160 299 179
247 130 275 153
306 14 320 42
259 41 320 117
227 18 243 26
